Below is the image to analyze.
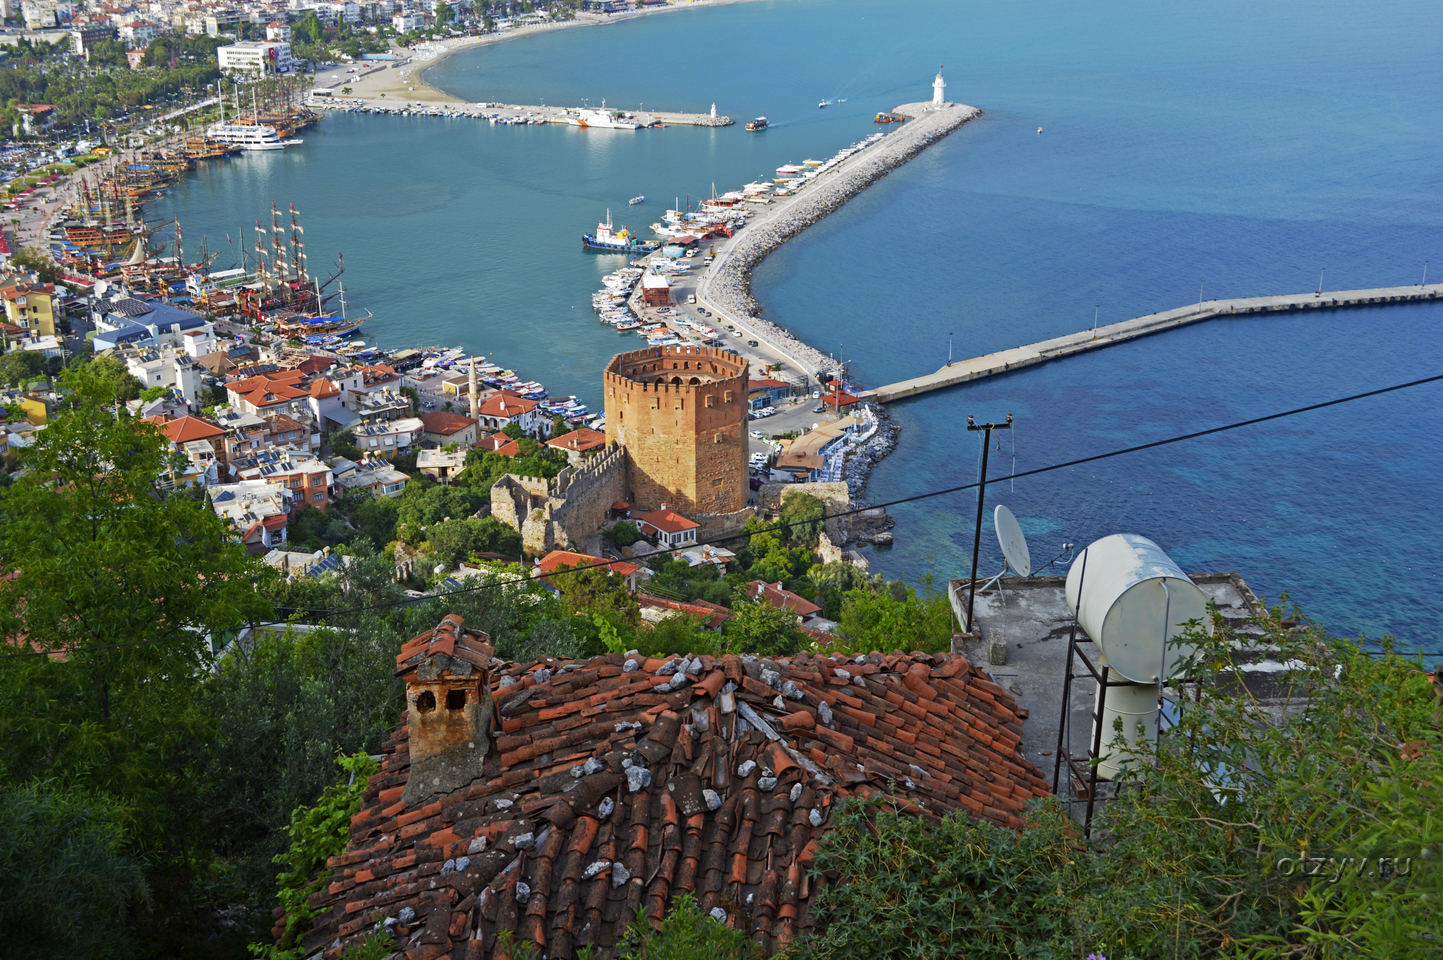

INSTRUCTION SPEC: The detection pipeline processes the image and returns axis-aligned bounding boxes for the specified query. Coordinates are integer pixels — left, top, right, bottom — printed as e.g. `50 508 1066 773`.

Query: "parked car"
687 294 696 304
813 405 825 413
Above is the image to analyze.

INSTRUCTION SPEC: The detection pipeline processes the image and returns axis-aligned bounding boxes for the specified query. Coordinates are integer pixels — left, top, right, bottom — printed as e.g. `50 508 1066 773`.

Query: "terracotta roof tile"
294 620 1052 958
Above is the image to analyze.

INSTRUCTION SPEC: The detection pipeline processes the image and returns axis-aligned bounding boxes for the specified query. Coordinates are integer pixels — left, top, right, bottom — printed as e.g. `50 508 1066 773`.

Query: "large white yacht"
205 122 286 151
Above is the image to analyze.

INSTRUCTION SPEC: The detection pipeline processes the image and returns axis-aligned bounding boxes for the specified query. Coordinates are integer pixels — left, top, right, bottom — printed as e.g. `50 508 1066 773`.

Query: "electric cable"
5 370 1442 660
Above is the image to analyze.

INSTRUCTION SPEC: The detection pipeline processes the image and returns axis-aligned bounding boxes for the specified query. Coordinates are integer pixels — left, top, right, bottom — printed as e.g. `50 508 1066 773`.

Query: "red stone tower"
603 345 748 518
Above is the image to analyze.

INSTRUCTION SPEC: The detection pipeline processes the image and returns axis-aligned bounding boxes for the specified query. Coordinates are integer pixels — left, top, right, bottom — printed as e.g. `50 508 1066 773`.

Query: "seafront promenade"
862 284 1443 401
696 101 982 384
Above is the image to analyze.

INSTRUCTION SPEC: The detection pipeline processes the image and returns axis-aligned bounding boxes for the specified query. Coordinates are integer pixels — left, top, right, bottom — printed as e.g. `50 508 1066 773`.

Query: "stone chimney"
394 614 496 806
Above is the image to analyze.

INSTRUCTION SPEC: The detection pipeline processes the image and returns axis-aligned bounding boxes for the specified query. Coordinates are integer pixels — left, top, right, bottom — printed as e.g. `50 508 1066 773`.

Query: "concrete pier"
309 96 731 127
697 102 982 384
862 284 1443 402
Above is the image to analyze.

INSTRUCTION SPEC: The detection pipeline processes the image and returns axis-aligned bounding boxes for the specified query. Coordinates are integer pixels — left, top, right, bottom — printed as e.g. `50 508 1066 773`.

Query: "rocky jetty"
704 102 981 377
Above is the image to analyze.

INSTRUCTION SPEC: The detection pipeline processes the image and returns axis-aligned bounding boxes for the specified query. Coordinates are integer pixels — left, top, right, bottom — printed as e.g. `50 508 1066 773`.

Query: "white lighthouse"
932 64 946 107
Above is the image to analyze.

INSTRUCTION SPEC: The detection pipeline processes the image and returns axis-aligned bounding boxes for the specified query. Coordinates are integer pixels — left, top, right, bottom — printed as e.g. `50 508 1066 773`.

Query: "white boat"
629 195 644 205
776 164 802 176
206 122 286 151
572 108 642 130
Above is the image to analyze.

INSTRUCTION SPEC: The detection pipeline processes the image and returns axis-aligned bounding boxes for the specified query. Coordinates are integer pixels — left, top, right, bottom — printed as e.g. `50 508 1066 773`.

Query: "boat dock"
862 284 1443 402
308 97 732 127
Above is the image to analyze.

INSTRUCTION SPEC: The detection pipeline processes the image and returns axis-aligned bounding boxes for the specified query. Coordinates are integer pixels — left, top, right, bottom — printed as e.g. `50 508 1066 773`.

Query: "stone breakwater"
702 102 982 378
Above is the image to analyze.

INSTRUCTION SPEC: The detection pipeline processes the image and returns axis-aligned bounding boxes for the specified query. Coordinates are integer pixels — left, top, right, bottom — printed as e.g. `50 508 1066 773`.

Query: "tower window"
416 690 436 713
447 689 467 710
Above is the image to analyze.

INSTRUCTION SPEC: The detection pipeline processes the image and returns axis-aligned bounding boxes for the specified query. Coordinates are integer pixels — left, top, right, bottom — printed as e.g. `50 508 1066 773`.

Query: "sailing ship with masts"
211 203 369 338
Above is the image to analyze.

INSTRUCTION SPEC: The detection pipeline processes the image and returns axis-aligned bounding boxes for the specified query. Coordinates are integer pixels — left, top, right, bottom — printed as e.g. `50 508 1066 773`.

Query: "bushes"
0 782 149 960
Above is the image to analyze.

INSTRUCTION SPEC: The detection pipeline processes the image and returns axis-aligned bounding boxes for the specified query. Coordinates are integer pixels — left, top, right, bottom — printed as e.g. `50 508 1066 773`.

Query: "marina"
98 0 1443 647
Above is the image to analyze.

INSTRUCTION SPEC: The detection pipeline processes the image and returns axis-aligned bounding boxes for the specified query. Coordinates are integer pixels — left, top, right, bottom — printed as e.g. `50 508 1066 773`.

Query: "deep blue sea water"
149 0 1443 650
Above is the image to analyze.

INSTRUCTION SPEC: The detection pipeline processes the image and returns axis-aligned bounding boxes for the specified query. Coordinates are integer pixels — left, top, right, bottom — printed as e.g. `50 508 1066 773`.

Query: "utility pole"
965 413 1013 633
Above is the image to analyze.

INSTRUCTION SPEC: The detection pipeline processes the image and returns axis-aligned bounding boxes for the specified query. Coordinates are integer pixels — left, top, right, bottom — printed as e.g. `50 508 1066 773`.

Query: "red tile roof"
537 550 640 581
309 378 340 399
636 593 732 629
746 581 821 619
143 414 225 444
476 391 539 419
420 411 479 436
545 427 607 455
474 433 511 453
294 617 1050 958
633 508 700 535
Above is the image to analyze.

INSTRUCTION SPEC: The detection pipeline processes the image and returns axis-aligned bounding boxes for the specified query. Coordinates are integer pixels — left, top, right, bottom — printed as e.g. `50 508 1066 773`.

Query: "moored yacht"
206 122 286 151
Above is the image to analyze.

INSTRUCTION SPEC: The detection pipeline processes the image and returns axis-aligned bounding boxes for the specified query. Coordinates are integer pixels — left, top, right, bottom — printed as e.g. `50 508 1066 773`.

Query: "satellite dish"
994 505 1031 577
93 279 109 298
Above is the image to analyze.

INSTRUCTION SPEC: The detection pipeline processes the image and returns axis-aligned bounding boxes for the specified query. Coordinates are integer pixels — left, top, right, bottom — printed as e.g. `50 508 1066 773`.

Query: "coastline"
389 0 783 105
694 102 981 500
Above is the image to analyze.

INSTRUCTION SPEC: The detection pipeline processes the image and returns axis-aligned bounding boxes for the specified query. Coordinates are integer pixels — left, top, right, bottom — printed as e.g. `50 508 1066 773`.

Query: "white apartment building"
218 39 295 74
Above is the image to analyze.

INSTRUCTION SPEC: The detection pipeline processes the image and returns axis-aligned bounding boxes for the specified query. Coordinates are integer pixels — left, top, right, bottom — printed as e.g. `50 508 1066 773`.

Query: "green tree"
330 427 361 460
0 366 273 946
8 245 59 283
75 353 144 402
777 492 826 550
0 349 45 387
435 1 455 30
0 781 150 959
832 574 955 655
723 599 803 657
549 562 641 629
426 516 522 567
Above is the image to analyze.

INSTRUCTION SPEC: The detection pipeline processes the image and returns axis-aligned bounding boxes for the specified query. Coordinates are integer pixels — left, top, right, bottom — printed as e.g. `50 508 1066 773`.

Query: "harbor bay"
144 0 1443 648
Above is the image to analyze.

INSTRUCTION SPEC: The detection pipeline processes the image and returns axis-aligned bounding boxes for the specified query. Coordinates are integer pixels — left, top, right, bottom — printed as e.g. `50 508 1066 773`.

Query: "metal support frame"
1054 560 1193 836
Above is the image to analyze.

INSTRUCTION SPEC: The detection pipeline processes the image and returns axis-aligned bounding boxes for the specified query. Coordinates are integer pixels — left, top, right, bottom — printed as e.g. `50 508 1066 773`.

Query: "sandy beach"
344 0 778 106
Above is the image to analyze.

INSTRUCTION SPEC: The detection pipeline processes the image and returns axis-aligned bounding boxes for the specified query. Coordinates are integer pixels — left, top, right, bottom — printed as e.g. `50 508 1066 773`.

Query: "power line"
7 370 1442 660
286 370 1443 619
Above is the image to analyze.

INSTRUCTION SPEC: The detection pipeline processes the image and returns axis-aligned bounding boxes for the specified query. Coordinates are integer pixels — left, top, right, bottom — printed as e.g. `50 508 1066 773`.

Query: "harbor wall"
703 102 981 379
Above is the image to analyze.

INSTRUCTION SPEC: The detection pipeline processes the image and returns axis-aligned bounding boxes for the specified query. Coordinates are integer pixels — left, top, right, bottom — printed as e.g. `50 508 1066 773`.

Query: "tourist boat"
572 108 642 130
745 116 768 131
629 195 644 205
583 210 660 253
206 122 286 151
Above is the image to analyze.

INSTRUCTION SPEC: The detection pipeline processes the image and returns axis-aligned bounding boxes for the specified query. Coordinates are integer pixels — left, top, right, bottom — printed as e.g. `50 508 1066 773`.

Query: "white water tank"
1065 534 1210 683
1094 681 1160 780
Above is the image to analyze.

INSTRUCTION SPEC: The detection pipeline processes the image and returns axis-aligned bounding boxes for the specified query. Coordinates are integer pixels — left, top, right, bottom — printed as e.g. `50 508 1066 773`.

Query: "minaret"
932 64 946 107
468 357 479 420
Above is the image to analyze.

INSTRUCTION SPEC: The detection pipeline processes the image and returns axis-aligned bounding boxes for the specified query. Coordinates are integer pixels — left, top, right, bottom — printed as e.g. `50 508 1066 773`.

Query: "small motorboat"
629 195 644 205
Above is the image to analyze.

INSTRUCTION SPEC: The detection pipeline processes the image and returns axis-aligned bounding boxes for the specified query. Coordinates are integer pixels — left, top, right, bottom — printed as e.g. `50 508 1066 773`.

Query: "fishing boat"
745 116 768 131
629 195 644 205
583 209 660 253
803 158 823 166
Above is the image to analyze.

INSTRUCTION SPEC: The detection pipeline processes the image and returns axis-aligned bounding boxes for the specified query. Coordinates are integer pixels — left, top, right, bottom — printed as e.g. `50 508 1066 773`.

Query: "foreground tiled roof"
298 618 1049 959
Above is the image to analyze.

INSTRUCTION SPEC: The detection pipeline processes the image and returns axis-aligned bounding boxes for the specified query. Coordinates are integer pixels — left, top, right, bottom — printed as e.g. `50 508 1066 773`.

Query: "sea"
148 0 1443 653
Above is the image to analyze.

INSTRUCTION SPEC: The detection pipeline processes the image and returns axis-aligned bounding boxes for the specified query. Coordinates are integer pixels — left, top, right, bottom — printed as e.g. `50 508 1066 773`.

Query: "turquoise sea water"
149 0 1443 650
